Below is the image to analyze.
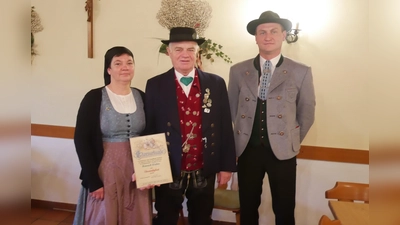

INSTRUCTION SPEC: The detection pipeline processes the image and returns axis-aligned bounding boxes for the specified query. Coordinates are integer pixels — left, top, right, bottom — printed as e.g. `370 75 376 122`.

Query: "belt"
169 169 207 190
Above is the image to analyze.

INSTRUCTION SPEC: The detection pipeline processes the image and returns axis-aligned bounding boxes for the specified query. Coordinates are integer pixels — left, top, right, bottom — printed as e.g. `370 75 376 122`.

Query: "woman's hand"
132 173 136 182
89 187 104 200
139 184 159 190
132 173 159 190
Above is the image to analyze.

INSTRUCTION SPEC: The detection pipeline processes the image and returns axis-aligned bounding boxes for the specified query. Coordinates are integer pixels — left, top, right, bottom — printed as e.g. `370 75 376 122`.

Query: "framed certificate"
129 133 173 189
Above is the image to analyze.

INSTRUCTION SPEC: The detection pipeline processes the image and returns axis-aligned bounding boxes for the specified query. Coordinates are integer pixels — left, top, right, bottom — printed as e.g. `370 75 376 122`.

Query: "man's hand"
217 171 232 186
89 187 104 200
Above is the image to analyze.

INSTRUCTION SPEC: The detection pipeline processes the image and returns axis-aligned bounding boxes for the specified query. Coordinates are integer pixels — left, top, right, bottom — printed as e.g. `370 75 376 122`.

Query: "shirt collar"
260 53 281 68
175 68 195 81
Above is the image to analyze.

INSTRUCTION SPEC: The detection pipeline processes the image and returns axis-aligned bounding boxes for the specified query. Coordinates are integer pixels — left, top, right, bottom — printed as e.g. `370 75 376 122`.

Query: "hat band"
169 33 199 42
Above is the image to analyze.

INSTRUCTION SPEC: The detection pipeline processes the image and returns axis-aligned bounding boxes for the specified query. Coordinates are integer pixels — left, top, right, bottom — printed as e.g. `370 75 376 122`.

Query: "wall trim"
31 199 76 211
31 123 369 164
32 123 75 139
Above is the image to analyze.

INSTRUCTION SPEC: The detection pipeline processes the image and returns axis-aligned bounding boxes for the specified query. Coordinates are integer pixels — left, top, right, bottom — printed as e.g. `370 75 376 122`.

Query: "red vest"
176 73 204 171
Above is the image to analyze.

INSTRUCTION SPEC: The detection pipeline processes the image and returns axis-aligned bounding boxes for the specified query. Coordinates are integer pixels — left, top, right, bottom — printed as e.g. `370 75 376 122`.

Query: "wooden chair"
325 181 369 203
213 183 240 225
152 188 186 225
319 215 341 225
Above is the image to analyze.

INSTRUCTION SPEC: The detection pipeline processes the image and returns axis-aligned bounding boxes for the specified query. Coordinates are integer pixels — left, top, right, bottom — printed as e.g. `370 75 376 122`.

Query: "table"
329 200 369 225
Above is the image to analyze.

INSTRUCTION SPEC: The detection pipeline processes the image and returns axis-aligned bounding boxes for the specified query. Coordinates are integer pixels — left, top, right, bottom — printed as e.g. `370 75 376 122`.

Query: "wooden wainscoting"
31 123 369 164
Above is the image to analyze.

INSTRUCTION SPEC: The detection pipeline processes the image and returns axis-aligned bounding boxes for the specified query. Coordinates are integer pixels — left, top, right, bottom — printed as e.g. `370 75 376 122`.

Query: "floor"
31 207 75 225
30 207 234 225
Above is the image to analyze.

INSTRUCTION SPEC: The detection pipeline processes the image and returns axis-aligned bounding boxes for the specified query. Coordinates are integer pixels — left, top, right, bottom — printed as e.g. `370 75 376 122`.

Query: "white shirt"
105 86 137 113
175 68 195 97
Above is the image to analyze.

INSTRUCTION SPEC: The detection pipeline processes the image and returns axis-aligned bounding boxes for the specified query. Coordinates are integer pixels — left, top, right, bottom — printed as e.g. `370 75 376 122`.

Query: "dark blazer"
74 87 145 192
144 68 237 178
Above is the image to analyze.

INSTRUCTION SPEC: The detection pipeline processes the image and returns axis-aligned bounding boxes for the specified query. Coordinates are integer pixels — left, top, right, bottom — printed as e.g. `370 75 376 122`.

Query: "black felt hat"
161 27 205 45
247 11 292 35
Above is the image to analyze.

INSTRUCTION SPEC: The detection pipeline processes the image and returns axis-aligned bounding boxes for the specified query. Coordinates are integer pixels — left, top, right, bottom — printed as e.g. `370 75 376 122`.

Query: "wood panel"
31 123 369 164
329 201 369 225
31 123 74 139
298 145 369 164
31 199 76 211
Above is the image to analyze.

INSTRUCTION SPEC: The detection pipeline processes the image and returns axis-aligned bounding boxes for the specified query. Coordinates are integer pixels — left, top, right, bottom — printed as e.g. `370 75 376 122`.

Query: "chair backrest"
214 183 240 211
325 181 369 203
319 215 341 225
214 183 241 225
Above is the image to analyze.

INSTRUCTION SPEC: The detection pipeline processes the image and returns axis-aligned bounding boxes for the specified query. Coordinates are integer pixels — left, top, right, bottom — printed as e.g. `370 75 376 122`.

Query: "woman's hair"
103 46 134 85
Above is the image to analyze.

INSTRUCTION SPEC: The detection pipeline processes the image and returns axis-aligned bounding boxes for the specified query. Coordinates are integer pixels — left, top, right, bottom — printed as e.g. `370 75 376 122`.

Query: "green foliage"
200 39 232 63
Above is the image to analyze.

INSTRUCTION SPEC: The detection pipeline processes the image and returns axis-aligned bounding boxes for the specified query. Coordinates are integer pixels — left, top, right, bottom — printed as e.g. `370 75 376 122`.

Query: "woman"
73 46 152 225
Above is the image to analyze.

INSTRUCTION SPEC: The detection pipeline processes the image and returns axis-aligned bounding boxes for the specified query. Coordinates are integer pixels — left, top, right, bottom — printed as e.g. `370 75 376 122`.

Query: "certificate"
129 133 173 189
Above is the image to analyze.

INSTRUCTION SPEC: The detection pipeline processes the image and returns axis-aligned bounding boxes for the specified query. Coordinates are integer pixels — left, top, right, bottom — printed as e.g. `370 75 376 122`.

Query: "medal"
183 144 191 153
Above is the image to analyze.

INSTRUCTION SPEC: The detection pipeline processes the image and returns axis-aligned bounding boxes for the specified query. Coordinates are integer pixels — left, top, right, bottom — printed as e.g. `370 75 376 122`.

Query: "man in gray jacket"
228 11 316 225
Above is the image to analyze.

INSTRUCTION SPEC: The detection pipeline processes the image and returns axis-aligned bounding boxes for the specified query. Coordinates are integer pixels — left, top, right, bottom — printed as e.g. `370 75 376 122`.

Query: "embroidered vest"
176 73 204 171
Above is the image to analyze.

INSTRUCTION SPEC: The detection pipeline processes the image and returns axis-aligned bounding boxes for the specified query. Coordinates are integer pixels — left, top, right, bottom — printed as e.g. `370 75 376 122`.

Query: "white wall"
29 0 375 224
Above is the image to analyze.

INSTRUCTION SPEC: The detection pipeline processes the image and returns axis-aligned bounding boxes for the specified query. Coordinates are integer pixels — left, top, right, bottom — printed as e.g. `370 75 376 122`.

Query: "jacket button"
277 96 282 100
279 131 284 136
211 123 214 128
211 152 215 155
241 115 245 118
283 70 287 74
167 132 170 136
166 141 170 146
278 114 282 118
245 98 249 101
237 130 241 134
211 143 215 147
167 122 171 126
211 133 215 137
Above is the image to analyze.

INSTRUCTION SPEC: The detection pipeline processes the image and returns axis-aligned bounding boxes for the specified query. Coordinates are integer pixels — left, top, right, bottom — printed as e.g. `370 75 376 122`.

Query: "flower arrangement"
31 6 43 59
156 0 232 64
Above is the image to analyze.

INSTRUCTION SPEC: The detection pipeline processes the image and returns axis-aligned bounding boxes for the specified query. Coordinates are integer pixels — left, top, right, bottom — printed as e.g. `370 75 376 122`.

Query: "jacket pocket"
291 127 301 152
286 88 297 103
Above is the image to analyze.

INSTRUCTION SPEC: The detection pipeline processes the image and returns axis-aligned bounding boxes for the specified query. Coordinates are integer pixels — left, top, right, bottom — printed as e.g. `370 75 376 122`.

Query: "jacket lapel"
198 69 212 132
269 56 289 93
162 68 181 131
244 68 259 98
243 55 261 98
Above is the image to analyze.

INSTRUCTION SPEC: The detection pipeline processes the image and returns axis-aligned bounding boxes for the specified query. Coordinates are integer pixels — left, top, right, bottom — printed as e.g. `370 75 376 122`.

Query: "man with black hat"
228 11 316 225
145 27 237 225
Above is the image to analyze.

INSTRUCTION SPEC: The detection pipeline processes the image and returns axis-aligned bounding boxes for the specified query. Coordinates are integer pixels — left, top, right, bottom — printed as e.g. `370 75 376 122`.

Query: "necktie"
259 60 271 100
180 76 194 86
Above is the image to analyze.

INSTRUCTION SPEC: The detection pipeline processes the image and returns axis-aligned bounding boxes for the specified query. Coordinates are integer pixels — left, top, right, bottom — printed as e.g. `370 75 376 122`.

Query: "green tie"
180 76 194 86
